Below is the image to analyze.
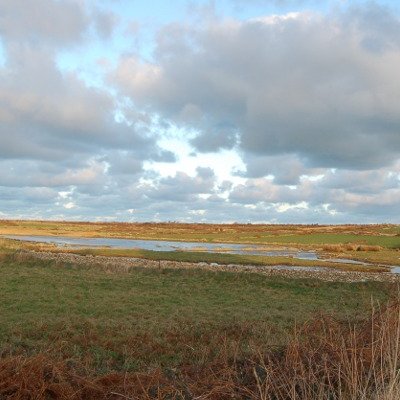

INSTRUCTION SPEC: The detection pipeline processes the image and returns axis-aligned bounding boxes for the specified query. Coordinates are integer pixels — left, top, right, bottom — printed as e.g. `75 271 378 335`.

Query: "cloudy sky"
0 0 400 223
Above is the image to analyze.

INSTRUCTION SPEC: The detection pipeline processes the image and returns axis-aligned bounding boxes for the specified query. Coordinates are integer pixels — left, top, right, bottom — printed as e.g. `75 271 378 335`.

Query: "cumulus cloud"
141 167 217 202
0 0 162 167
1 1 400 223
228 167 400 220
0 47 154 161
0 0 88 47
0 159 108 188
0 0 175 221
113 4 400 171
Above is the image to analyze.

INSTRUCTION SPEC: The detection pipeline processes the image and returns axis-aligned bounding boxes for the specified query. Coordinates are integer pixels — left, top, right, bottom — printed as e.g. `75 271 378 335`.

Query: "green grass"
260 233 400 248
69 247 389 271
330 249 400 266
158 232 400 248
0 251 393 372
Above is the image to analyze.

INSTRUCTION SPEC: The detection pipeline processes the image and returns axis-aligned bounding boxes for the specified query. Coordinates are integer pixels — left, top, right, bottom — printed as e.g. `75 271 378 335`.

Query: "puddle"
324 258 366 265
263 265 332 272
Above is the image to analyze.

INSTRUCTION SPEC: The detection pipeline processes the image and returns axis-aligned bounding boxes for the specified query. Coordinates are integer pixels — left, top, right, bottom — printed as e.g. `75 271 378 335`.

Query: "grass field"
1 250 392 371
1 222 400 398
0 247 389 367
1 246 399 398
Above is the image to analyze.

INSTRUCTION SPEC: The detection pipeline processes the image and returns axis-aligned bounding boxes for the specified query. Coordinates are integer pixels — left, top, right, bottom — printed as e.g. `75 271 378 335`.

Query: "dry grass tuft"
357 245 383 252
323 243 383 252
252 298 400 399
322 244 344 252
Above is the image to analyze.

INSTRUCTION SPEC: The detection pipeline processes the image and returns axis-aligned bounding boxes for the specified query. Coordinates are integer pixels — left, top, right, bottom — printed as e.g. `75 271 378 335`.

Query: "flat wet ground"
3 234 399 273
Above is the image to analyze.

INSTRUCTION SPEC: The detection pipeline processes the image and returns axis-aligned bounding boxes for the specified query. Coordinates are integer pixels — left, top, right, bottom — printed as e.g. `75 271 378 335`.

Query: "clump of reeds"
250 298 400 399
322 243 382 252
357 245 383 252
344 243 359 251
322 243 345 252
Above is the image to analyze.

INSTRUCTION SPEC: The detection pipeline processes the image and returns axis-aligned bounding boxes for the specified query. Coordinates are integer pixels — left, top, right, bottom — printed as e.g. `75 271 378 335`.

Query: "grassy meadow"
1 221 400 398
1 249 391 369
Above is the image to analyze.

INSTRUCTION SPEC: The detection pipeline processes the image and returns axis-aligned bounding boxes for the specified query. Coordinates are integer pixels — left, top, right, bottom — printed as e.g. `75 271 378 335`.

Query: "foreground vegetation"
1 222 400 398
1 251 389 367
2 298 400 399
1 243 399 398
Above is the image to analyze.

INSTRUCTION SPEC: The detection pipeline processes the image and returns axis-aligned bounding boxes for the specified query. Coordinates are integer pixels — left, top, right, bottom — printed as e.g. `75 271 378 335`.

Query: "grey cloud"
0 159 109 188
0 0 158 163
229 178 306 204
106 151 143 175
0 36 155 163
320 168 400 194
0 1 170 221
190 124 238 152
93 9 118 39
0 186 58 203
1 1 400 223
113 4 400 171
149 150 177 163
239 153 320 184
142 167 216 202
0 0 88 47
227 166 400 220
218 180 233 191
328 188 400 217
1 165 399 222
342 3 400 53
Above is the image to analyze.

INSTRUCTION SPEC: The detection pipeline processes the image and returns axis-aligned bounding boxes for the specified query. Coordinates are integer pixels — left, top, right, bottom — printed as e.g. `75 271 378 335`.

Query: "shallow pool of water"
3 234 319 258
3 234 399 272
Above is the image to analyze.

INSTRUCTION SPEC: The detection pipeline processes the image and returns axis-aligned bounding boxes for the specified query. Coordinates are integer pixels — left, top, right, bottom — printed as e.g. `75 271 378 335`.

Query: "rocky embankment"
22 250 400 283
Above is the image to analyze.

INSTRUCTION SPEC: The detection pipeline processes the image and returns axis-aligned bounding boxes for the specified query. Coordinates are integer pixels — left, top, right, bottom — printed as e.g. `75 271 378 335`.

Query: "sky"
0 0 400 224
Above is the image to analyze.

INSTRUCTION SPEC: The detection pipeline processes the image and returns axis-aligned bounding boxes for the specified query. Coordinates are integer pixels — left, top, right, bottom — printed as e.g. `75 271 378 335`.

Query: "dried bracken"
1 297 400 399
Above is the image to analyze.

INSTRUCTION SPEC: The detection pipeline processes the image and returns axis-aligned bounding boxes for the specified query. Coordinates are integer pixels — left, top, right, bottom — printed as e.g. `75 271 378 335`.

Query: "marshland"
1 221 400 399
3 0 400 398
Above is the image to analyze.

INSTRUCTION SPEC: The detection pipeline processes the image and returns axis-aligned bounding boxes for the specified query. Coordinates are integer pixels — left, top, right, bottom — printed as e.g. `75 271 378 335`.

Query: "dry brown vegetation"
322 243 383 252
2 297 400 399
1 220 400 255
0 220 399 240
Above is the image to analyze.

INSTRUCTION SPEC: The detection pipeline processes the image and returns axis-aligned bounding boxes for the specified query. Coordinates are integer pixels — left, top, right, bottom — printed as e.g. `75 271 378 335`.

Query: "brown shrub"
344 243 359 251
357 245 383 252
322 244 343 252
322 244 383 253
